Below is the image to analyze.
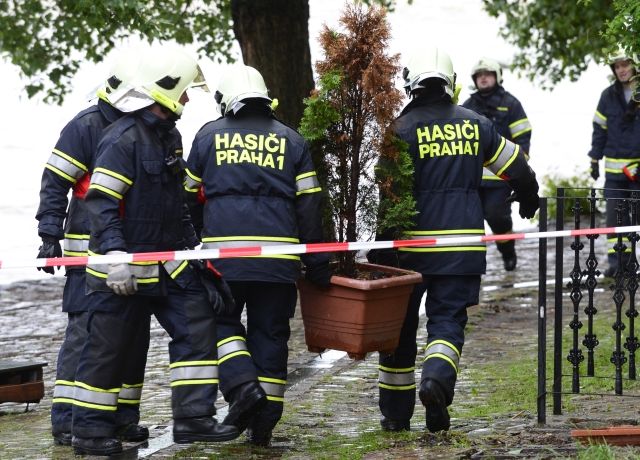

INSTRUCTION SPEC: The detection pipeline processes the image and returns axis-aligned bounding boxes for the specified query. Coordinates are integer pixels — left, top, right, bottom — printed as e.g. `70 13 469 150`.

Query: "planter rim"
326 262 422 290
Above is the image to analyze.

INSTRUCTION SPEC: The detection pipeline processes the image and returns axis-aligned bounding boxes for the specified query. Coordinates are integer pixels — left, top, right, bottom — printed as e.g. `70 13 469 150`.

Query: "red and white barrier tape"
2 225 639 270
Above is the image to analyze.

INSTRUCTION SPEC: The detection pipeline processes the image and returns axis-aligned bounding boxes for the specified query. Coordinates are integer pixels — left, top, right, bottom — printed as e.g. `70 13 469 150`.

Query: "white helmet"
607 48 636 65
95 47 143 104
215 65 271 116
402 48 456 98
110 46 206 115
471 57 503 85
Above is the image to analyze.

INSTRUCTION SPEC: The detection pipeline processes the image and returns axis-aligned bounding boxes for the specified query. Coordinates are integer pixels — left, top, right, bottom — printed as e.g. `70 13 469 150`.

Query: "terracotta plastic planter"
571 425 640 446
298 262 422 360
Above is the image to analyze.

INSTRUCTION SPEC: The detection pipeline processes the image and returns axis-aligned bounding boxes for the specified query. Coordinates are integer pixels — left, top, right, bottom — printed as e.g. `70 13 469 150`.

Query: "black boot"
52 430 72 446
246 427 272 446
418 379 450 433
223 381 267 433
173 416 239 444
72 436 122 456
115 423 149 442
380 417 410 432
498 241 517 271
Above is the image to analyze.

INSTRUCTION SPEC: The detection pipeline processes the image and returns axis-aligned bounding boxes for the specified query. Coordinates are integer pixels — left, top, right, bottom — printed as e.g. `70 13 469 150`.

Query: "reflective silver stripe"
296 172 321 193
481 166 502 181
509 118 532 139
604 158 637 174
202 238 299 249
89 168 132 199
63 235 89 255
378 369 415 386
53 382 76 399
74 386 118 407
424 342 460 371
170 365 219 382
119 386 142 401
46 150 87 181
184 168 202 191
259 380 286 398
485 138 519 176
593 110 607 129
87 261 160 283
404 233 485 248
163 260 188 279
218 338 248 360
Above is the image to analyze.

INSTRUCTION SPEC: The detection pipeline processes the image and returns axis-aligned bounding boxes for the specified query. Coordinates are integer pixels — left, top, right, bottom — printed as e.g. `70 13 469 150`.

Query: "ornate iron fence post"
611 200 628 395
625 193 639 380
583 188 599 376
568 198 584 392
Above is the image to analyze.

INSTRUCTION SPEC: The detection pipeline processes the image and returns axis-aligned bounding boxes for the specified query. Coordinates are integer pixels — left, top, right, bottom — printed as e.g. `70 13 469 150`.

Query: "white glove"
106 251 137 296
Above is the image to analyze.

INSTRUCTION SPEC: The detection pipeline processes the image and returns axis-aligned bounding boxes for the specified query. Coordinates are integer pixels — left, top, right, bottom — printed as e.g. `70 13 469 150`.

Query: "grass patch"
576 443 640 460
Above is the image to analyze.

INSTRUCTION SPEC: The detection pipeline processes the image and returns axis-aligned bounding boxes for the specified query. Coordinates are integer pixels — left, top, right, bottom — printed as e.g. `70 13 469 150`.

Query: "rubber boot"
173 416 239 444
223 381 267 433
418 379 450 433
72 436 122 456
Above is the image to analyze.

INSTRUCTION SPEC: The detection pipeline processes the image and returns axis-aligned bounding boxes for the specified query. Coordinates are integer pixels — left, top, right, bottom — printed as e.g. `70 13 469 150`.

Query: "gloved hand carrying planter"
304 262 332 288
36 235 62 274
190 259 236 316
105 251 137 296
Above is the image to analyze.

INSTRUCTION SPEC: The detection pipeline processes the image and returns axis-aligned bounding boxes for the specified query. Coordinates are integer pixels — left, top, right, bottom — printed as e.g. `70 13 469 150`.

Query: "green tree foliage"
482 0 618 86
0 0 234 103
299 4 409 277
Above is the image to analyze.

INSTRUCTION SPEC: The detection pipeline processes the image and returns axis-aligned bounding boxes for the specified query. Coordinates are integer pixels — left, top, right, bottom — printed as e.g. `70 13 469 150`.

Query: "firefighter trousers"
604 178 640 270
72 271 219 439
378 275 480 422
51 271 148 434
216 281 297 434
479 183 515 255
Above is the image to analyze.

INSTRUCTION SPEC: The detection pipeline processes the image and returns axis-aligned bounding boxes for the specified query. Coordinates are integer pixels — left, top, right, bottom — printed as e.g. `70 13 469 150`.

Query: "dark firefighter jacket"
588 80 640 179
185 106 327 283
391 94 538 275
462 86 531 186
85 109 199 295
35 99 122 269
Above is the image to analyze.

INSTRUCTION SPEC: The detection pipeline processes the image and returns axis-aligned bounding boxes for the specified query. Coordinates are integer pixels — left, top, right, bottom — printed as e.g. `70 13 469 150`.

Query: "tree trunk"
231 0 314 128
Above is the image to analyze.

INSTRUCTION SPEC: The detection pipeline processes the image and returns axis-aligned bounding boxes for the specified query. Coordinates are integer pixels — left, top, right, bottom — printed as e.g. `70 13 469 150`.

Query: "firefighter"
185 65 330 446
71 47 238 456
369 48 539 433
35 48 150 447
588 50 640 277
462 57 532 271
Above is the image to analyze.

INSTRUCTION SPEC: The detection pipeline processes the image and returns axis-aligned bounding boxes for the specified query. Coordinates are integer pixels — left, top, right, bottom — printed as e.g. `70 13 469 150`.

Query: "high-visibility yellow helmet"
402 47 456 98
215 65 271 116
471 57 503 85
109 46 206 115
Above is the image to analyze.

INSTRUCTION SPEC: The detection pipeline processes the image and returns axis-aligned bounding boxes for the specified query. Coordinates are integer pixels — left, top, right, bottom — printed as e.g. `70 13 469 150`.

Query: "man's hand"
517 193 540 219
37 236 62 274
106 251 137 295
590 159 600 181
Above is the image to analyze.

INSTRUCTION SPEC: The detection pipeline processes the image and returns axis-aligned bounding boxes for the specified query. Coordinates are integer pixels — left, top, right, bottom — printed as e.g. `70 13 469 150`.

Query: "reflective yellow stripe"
185 168 202 182
93 167 133 185
484 136 506 166
296 187 322 196
217 335 246 347
74 381 119 393
52 398 76 405
45 164 76 183
118 399 141 405
169 360 218 368
378 383 416 391
404 229 484 236
427 339 460 357
258 376 286 385
378 365 415 373
170 379 219 387
53 148 88 172
399 246 486 252
495 144 520 176
424 353 458 372
218 350 252 364
266 396 285 402
202 236 299 243
89 183 123 200
72 400 117 411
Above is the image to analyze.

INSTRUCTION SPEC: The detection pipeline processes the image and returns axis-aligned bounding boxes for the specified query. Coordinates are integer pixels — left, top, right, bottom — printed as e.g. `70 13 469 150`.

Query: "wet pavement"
1 231 640 459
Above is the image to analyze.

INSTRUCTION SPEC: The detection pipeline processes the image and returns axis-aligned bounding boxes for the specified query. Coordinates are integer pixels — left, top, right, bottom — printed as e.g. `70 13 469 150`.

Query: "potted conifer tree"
297 3 422 360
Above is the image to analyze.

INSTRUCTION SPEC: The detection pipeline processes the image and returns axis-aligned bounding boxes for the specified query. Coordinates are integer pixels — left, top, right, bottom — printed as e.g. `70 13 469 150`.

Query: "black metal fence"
537 187 640 424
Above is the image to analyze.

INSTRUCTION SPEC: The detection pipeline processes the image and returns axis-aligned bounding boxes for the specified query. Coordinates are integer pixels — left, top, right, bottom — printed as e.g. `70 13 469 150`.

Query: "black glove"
516 193 540 219
590 160 600 181
305 263 332 288
366 248 399 267
190 260 236 316
37 236 62 274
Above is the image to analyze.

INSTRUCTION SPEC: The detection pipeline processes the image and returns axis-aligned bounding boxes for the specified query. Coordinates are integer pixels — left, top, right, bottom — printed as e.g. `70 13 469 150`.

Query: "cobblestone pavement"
1 234 639 459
